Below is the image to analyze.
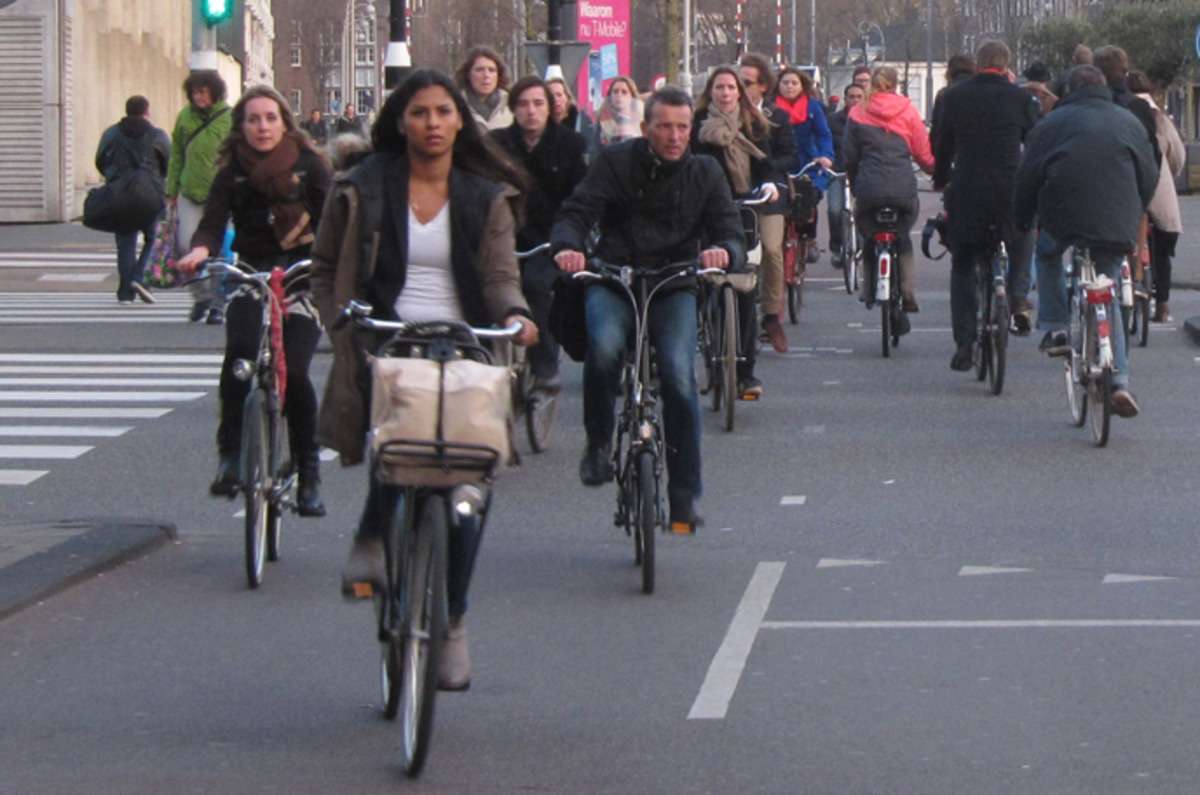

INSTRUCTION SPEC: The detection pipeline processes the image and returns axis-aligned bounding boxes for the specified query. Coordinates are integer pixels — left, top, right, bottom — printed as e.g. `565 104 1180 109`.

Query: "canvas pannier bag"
369 356 512 487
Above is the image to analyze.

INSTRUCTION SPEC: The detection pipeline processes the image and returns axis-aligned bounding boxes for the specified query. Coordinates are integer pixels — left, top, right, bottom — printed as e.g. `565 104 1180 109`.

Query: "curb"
0 518 177 621
1184 316 1200 346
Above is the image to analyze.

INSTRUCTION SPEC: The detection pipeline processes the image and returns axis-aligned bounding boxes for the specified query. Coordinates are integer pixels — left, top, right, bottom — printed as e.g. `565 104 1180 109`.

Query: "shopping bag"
143 208 181 289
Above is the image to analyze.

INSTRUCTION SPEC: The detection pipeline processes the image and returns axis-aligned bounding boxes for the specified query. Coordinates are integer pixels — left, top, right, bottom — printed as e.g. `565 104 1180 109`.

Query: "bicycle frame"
1069 249 1116 373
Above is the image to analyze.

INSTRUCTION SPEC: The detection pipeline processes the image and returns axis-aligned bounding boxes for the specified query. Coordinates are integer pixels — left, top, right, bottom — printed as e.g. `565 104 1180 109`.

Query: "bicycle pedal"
669 520 696 536
343 581 376 600
739 392 761 401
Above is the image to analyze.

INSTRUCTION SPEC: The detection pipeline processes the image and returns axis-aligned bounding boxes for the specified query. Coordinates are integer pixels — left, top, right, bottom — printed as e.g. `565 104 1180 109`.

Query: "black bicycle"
575 259 721 594
512 242 560 452
338 300 522 777
192 258 312 589
974 239 1011 395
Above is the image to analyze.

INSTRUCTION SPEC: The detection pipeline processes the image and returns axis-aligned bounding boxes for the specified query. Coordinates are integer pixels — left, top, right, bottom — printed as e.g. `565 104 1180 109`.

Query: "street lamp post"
545 0 563 79
924 0 934 118
384 0 411 92
682 0 693 92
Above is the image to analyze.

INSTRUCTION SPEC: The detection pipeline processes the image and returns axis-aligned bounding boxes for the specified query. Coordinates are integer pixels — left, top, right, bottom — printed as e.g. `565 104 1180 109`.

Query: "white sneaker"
438 616 471 691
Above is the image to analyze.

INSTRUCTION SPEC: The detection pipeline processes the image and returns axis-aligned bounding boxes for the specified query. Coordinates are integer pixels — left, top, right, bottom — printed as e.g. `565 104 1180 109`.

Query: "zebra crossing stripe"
0 354 222 363
0 366 219 375
0 426 132 437
0 445 92 459
0 470 48 485
0 378 219 387
0 408 173 418
0 392 204 402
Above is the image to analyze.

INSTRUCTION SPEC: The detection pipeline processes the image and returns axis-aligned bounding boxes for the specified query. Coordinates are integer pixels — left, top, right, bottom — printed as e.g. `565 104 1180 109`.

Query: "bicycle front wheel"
1135 263 1152 348
399 495 447 778
525 388 558 453
241 389 270 589
880 299 892 358
1086 313 1112 447
636 449 656 595
975 289 990 383
990 292 1009 396
721 286 737 431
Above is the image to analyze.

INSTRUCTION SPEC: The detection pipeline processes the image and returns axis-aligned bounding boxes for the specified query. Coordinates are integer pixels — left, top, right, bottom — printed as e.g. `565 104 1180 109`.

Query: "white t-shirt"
393 203 464 323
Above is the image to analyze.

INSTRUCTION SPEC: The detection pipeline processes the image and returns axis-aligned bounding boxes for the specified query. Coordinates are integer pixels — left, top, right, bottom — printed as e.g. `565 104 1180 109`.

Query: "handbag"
369 356 512 487
143 207 181 288
83 132 164 234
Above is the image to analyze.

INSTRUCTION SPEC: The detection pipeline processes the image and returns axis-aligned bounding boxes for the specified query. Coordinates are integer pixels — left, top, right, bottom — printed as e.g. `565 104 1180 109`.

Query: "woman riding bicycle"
311 69 537 691
843 66 935 323
178 85 332 518
773 65 834 264
692 65 793 392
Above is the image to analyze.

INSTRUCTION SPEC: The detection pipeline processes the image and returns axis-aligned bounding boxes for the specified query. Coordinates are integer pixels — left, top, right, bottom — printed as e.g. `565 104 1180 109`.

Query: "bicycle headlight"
232 359 256 382
640 421 654 441
450 484 485 521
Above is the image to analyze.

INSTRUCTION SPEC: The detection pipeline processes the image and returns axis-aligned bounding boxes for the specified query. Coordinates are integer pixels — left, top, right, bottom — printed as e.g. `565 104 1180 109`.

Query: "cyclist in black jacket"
551 86 745 531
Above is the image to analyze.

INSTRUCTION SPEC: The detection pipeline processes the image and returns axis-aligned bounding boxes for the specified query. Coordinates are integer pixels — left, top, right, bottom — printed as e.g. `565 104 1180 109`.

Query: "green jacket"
165 101 232 204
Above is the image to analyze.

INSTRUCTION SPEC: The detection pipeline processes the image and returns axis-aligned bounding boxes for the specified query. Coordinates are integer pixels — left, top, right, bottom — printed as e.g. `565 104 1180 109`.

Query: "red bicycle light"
874 232 897 244
1086 287 1111 305
1097 318 1111 339
879 255 891 277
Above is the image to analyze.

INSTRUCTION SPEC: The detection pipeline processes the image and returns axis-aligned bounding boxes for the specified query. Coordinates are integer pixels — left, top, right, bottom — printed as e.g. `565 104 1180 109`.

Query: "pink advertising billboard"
575 0 632 114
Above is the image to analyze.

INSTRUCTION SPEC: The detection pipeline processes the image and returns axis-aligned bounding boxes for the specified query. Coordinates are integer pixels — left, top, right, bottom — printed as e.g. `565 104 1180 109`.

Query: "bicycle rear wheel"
705 292 722 413
1135 262 1152 348
266 411 284 562
1086 313 1112 447
842 213 857 294
975 284 989 383
990 292 1009 396
241 389 270 589
525 389 558 452
880 299 892 358
379 488 410 720
636 449 656 595
721 286 737 431
399 495 447 778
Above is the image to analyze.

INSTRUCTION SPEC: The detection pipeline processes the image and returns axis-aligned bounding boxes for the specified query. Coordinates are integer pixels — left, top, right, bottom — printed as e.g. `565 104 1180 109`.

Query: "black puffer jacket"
690 105 796 216
95 116 171 183
933 72 1040 248
490 121 589 249
1014 85 1158 251
550 137 745 271
827 107 849 171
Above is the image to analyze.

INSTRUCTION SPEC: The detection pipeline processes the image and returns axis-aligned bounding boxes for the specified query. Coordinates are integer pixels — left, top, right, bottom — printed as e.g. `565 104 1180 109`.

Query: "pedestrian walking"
94 95 171 304
546 76 597 158
456 46 514 131
166 70 233 325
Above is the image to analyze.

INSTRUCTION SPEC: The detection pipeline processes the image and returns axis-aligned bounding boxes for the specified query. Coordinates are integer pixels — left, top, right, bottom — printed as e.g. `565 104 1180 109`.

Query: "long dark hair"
216 85 329 169
371 69 529 192
696 66 771 139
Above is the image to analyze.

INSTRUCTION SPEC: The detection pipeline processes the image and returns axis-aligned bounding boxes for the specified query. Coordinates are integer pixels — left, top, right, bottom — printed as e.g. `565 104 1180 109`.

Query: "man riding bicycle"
1014 65 1157 417
933 40 1040 372
551 86 745 531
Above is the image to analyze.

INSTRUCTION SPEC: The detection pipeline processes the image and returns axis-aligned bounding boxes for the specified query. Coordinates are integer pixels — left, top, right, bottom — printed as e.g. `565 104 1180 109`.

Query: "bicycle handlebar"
572 258 724 287
736 185 776 207
515 242 552 260
333 298 523 339
184 257 312 289
790 161 844 180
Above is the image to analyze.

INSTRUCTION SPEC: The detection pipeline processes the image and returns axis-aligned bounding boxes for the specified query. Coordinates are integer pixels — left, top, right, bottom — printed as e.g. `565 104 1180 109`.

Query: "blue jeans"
1036 231 1130 388
583 285 702 503
113 219 157 301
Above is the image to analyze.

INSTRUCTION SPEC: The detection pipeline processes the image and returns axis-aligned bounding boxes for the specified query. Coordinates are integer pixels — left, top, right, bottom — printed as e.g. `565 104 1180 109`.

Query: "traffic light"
200 0 235 27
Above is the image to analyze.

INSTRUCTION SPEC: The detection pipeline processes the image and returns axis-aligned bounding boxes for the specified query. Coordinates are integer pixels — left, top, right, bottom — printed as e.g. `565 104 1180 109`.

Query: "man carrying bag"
90 95 171 304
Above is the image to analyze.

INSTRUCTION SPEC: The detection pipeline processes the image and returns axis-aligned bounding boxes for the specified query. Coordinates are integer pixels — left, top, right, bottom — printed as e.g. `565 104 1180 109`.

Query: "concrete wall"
69 0 243 218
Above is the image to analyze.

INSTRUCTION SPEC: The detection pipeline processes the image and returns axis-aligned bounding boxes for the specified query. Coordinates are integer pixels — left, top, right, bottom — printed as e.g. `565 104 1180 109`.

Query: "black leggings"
217 293 321 459
1150 225 1178 305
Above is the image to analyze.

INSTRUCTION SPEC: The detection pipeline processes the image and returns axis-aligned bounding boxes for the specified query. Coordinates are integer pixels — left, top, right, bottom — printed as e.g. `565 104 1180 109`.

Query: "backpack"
83 129 164 233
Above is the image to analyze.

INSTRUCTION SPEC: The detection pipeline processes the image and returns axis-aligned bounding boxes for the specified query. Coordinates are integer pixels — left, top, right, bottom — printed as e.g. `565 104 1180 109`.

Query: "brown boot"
762 314 788 353
1153 302 1171 323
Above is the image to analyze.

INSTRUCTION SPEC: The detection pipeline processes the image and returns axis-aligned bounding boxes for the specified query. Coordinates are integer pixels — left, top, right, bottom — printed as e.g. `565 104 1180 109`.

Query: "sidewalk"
0 222 114 252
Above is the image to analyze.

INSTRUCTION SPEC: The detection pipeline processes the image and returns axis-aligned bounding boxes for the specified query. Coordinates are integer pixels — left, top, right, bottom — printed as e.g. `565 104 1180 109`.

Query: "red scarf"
774 94 810 125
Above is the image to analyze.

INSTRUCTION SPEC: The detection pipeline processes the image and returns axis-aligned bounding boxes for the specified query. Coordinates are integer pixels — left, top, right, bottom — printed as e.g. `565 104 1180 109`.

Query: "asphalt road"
2 214 1200 793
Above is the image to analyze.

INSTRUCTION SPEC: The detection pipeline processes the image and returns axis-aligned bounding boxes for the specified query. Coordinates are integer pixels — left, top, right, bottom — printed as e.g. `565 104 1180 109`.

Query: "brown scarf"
234 132 313 250
698 105 766 194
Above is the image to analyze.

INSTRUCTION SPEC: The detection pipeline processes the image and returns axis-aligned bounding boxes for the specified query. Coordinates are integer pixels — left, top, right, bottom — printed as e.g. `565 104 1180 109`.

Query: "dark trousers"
1150 225 1178 304
521 254 561 377
216 293 321 459
357 482 482 618
950 230 1034 346
736 288 757 380
113 218 157 301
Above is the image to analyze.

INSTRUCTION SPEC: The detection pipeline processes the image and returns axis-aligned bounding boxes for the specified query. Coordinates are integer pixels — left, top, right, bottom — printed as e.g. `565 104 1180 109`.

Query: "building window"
356 45 374 66
357 88 375 114
289 90 302 115
290 47 302 67
327 88 342 114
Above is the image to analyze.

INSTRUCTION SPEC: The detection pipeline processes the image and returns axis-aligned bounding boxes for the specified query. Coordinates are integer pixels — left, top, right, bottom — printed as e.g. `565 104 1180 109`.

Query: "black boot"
297 453 326 517
210 452 239 497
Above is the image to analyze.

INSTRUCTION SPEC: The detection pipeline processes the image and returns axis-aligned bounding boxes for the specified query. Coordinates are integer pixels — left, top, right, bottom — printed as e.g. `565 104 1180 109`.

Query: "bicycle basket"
369 356 512 487
788 176 819 222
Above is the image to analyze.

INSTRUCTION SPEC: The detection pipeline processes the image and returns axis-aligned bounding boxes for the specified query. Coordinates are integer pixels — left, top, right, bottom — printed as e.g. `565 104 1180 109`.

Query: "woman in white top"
313 68 537 691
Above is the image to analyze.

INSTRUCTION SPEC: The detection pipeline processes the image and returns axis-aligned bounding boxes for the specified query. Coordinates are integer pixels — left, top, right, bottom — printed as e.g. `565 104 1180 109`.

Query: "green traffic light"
201 0 234 26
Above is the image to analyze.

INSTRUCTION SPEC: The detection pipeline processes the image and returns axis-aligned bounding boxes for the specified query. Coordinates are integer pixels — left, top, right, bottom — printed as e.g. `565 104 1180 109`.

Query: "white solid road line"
0 408 172 418
816 558 887 568
1102 573 1178 584
0 426 132 437
0 354 222 363
958 565 1034 576
0 469 49 485
0 366 219 375
0 391 204 402
760 619 1200 629
688 561 786 720
0 381 218 391
0 444 92 459
38 274 108 282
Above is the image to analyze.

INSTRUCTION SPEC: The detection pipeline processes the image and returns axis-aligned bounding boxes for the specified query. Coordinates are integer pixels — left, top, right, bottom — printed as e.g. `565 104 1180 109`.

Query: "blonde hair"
871 66 899 94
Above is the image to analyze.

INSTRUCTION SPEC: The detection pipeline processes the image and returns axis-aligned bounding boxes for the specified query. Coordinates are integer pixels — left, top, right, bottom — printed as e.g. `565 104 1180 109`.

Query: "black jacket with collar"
490 121 589 250
1109 78 1162 168
1014 85 1158 251
550 137 746 271
933 71 1040 248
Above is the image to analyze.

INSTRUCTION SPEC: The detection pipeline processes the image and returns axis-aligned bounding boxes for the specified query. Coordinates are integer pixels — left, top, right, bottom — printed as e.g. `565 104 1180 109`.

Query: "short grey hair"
1067 65 1107 93
644 86 694 123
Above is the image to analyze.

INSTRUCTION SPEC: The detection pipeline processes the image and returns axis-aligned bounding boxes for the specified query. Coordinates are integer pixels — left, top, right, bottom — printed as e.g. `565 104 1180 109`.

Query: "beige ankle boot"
439 616 471 691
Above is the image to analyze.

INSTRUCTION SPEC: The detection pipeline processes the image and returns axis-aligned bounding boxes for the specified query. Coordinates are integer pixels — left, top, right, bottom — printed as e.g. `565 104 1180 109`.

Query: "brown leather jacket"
311 153 529 465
